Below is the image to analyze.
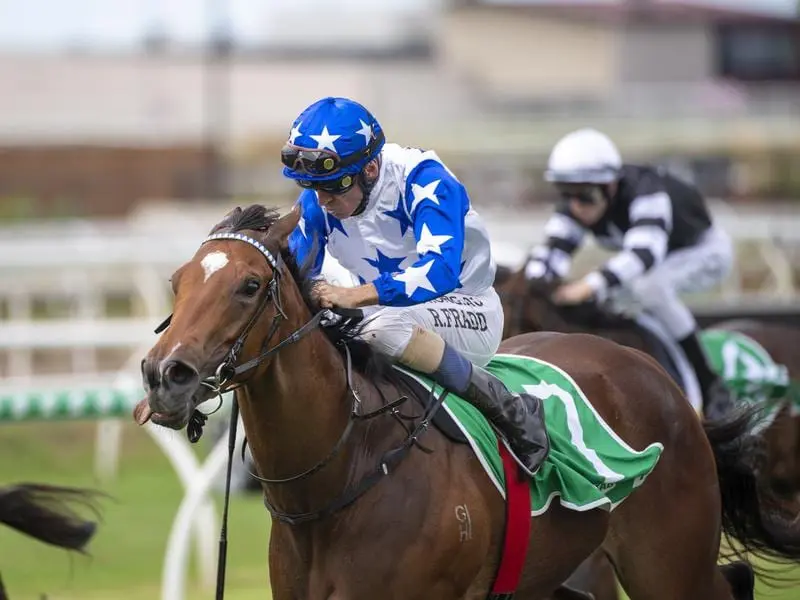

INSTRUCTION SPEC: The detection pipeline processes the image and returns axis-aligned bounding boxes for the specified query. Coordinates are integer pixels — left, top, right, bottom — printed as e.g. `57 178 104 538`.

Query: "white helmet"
545 128 622 184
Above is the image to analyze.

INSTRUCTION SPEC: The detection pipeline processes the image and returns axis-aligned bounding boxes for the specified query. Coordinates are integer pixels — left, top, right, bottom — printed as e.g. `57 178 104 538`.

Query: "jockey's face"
556 183 610 226
316 159 380 220
317 182 363 220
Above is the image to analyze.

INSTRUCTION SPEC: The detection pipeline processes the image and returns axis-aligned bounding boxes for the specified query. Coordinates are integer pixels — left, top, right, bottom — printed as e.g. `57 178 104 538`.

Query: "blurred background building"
1 0 799 215
1 0 797 370
0 1 798 598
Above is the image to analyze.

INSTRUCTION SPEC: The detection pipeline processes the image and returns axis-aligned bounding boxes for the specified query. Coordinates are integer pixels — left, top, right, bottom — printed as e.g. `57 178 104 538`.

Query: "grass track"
0 420 798 599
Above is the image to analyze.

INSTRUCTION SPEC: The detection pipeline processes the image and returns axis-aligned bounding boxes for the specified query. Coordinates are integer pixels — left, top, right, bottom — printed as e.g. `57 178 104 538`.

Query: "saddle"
382 368 469 445
327 307 470 445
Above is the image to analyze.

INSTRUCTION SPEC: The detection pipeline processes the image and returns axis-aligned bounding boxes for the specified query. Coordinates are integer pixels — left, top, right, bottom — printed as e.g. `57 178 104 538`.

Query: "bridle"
155 231 317 397
152 230 448 598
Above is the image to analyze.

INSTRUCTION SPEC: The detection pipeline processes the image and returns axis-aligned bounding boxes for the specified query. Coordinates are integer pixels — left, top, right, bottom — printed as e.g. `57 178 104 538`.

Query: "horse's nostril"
161 360 199 390
142 358 160 390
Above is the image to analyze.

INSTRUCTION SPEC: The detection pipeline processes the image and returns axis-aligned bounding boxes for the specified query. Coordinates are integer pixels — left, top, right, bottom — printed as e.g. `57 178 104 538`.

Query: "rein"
154 230 448 598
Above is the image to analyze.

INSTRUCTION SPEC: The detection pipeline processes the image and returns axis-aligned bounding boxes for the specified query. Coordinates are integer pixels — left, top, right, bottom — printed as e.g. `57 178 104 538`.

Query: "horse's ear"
208 206 242 234
266 205 302 249
494 265 514 287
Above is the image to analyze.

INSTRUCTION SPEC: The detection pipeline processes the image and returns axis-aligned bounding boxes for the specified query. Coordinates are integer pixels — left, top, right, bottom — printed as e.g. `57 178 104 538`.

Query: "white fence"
0 366 227 600
1 199 797 394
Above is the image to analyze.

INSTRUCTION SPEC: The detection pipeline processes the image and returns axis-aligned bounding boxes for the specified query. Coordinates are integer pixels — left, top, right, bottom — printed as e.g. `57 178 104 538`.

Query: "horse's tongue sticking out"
133 398 154 425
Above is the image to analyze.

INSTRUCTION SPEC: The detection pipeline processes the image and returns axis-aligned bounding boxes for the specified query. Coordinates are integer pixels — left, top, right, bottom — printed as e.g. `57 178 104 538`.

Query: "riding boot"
678 330 735 420
461 366 550 477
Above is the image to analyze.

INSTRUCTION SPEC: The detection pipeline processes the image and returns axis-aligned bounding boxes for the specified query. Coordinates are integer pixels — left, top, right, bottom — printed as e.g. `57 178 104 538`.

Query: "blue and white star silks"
383 197 412 237
364 249 405 273
326 213 348 238
290 189 327 278
288 143 497 307
393 259 437 297
417 223 452 256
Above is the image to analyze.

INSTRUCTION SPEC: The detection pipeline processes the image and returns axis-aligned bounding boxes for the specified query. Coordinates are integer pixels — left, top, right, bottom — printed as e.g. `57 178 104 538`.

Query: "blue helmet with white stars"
281 97 385 187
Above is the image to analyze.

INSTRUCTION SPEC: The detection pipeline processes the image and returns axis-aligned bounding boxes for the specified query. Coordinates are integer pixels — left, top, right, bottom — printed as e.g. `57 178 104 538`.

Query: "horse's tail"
705 406 800 565
0 483 103 552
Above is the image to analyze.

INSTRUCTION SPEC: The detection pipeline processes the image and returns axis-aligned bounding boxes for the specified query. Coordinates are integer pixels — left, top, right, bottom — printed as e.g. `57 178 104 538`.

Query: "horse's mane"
519 276 642 332
557 299 641 331
209 204 282 236
209 205 401 383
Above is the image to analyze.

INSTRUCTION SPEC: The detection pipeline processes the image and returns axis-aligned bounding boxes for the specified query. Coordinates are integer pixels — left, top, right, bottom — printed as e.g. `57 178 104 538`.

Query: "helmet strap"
351 156 382 217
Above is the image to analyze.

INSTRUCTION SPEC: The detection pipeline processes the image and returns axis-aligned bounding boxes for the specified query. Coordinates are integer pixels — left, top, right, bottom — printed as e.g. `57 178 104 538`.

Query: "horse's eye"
241 278 261 297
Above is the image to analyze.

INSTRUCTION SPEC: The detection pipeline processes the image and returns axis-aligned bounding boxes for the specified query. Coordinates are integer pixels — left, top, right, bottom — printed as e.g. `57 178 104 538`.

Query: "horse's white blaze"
169 342 182 355
201 251 229 282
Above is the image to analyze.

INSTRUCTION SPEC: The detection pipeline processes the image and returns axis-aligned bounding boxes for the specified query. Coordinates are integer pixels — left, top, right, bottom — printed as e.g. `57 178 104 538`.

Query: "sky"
0 0 436 50
0 0 795 51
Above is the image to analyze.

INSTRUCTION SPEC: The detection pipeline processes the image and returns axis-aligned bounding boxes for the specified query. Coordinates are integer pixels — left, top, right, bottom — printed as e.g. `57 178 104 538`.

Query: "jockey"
283 96 549 476
525 127 734 419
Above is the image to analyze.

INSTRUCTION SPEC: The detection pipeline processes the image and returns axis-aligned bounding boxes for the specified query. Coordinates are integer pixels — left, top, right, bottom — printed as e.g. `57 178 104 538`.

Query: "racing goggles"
555 183 604 206
281 130 385 177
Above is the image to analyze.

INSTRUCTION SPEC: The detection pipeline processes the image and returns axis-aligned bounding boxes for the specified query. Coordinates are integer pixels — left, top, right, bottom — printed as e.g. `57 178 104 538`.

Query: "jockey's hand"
312 282 379 309
552 279 595 305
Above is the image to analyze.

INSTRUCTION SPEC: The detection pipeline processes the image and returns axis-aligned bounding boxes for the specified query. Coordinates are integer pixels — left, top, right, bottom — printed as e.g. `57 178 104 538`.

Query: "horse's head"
495 266 564 338
495 266 637 339
137 204 302 430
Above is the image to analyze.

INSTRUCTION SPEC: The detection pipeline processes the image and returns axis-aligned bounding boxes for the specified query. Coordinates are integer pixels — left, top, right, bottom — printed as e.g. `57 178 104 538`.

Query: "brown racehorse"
495 265 800 502
136 205 800 600
495 265 800 600
0 483 101 599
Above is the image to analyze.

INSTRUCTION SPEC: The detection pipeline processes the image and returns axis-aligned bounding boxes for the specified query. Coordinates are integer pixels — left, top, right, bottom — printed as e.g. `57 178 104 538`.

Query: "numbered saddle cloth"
700 329 793 422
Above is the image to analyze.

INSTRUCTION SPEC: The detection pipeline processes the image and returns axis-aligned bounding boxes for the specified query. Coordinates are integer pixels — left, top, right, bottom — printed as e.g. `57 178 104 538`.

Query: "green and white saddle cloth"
700 329 794 423
397 354 664 516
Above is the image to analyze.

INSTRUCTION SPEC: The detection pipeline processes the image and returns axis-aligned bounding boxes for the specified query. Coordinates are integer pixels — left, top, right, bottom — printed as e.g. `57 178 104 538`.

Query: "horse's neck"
235 321 348 504
236 305 396 516
541 311 584 335
534 300 587 336
598 326 651 352
541 306 650 352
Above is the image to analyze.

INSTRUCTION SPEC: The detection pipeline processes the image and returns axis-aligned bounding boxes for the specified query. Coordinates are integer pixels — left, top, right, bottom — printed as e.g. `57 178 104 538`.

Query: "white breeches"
359 288 504 367
612 225 734 339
